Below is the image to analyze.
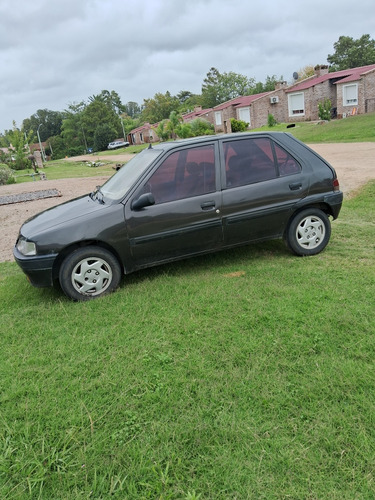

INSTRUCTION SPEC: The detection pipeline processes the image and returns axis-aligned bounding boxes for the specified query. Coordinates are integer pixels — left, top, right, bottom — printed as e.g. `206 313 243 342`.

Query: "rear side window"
224 137 300 188
273 142 301 176
144 145 216 204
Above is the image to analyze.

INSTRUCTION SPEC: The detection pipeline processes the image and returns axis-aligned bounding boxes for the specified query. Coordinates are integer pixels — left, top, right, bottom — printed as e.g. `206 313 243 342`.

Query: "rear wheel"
59 246 121 301
286 209 331 256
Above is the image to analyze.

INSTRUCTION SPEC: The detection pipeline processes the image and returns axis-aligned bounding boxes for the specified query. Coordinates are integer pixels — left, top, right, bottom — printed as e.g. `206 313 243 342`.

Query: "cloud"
0 0 374 131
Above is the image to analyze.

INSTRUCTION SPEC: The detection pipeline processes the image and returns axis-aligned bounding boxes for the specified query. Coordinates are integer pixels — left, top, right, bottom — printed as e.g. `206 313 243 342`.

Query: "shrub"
267 113 277 127
318 98 332 121
230 118 248 132
189 118 215 137
0 165 16 185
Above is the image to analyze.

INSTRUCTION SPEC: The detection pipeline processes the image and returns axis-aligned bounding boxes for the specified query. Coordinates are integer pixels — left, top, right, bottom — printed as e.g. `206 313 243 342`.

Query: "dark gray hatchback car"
14 132 343 300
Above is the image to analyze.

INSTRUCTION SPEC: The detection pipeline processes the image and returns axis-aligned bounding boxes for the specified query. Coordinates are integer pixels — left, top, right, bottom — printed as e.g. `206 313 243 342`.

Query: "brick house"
129 123 159 145
285 64 375 121
212 93 272 133
182 106 214 125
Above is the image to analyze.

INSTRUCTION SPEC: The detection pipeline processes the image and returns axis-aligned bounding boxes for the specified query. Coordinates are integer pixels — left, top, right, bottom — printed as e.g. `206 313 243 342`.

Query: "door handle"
289 182 302 191
201 200 215 210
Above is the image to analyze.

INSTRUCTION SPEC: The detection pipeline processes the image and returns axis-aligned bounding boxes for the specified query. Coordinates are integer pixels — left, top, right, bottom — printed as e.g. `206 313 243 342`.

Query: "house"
182 106 214 125
212 92 272 133
285 64 375 121
128 123 159 145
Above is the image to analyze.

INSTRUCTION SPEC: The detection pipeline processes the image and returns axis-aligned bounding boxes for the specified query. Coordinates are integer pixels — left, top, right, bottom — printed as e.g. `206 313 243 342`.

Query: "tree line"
1 34 374 167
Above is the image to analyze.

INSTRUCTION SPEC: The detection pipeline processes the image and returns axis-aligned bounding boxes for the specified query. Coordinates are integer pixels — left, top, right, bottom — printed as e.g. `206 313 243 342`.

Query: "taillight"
333 178 340 192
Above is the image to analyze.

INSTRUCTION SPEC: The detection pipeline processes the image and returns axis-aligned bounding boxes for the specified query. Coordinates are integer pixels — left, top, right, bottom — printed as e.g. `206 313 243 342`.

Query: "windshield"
100 148 162 202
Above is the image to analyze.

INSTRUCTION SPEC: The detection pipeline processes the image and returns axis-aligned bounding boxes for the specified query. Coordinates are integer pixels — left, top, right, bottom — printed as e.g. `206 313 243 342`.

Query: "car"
14 132 343 301
107 140 130 150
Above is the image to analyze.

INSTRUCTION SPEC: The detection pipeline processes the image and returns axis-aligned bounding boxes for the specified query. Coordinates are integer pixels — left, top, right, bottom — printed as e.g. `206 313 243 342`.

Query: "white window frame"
215 111 222 126
238 107 251 127
288 92 305 117
343 83 358 106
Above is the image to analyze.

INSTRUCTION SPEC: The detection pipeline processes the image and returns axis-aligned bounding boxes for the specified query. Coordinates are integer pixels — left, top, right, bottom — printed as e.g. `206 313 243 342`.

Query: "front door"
125 143 223 268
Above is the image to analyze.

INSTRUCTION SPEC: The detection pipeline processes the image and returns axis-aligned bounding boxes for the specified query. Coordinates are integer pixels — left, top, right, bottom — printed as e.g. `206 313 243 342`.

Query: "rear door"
221 136 310 245
125 143 223 268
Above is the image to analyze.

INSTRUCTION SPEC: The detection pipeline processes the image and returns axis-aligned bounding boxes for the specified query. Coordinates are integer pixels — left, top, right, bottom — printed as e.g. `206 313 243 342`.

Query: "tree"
6 122 34 170
88 90 125 114
81 100 122 147
94 124 116 152
167 111 182 139
154 120 170 142
141 91 179 124
123 101 141 118
327 34 375 71
22 109 65 142
201 67 255 108
61 102 87 156
295 66 315 81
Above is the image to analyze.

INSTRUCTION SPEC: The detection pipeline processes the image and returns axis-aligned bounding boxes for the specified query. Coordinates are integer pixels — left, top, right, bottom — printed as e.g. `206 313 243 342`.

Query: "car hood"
20 195 108 238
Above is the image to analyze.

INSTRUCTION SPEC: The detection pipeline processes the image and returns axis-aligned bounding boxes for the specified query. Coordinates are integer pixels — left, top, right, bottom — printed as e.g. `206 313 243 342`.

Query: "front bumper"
13 247 58 288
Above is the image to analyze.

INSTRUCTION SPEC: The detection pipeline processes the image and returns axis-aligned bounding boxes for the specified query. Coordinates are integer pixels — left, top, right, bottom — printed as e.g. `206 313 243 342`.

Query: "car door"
125 143 223 268
221 136 310 245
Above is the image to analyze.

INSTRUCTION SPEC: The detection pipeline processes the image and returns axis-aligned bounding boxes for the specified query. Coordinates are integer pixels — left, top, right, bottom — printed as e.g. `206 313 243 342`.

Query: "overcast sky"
1 0 374 132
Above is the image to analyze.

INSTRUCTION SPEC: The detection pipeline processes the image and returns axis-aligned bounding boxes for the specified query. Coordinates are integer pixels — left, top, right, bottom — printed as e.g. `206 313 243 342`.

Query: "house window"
343 83 358 106
238 107 250 126
288 93 305 116
215 111 222 126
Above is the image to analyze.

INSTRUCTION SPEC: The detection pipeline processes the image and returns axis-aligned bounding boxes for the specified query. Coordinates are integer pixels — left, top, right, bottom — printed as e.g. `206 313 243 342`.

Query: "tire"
59 246 122 301
286 209 331 256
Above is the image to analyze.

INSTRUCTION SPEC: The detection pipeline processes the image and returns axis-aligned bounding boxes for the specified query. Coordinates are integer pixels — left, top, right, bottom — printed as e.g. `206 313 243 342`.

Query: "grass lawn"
0 181 374 498
253 111 375 143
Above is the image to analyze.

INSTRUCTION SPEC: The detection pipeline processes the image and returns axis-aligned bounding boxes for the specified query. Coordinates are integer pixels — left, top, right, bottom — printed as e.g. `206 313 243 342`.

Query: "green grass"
13 145 148 185
1 182 374 498
254 111 375 143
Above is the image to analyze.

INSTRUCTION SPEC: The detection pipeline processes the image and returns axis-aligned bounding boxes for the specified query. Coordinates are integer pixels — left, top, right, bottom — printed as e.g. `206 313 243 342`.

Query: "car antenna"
148 143 152 149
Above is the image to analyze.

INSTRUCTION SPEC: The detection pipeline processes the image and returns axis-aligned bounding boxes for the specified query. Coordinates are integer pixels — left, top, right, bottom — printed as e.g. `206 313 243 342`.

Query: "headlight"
16 237 37 256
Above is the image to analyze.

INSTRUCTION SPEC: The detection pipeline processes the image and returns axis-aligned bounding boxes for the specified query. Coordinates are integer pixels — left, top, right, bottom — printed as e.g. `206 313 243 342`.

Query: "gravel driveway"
1 143 374 263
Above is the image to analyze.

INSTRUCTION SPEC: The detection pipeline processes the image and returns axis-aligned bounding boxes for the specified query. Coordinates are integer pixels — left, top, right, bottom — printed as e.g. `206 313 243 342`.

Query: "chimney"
275 81 287 90
314 65 329 78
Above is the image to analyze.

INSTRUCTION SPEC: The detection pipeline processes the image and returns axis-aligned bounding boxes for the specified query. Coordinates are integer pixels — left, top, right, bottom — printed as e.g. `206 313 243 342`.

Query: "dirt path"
0 143 374 263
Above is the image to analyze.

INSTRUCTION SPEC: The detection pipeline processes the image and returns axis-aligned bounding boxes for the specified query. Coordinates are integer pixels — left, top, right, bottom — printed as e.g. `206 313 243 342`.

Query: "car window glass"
144 145 216 204
224 138 277 187
273 142 301 176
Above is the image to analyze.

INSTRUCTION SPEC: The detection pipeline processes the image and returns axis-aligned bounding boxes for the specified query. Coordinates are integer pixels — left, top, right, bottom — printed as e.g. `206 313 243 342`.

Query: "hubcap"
296 216 325 249
71 257 112 296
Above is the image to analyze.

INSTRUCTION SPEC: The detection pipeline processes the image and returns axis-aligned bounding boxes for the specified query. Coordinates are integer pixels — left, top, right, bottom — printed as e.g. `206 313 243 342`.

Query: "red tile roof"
213 92 271 111
286 64 375 92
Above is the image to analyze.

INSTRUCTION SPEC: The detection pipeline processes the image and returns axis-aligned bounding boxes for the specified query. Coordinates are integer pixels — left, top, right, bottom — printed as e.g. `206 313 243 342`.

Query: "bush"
267 113 277 127
0 165 16 185
230 118 248 132
189 118 214 137
318 98 332 121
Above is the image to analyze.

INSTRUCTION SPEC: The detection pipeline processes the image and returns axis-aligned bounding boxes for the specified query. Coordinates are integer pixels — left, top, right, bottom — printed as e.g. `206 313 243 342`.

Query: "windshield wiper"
91 186 105 204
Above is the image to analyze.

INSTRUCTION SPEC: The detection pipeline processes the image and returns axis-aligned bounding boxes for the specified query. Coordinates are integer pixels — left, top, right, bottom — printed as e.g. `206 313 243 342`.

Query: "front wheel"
59 246 122 301
286 209 331 256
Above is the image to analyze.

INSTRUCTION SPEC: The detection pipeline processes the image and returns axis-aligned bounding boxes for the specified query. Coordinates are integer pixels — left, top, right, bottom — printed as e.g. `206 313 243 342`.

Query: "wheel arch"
284 202 334 238
52 240 124 282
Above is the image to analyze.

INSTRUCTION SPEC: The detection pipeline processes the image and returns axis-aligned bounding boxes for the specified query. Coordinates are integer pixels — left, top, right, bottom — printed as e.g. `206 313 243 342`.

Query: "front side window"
343 83 358 106
224 137 300 187
144 145 216 204
288 92 305 116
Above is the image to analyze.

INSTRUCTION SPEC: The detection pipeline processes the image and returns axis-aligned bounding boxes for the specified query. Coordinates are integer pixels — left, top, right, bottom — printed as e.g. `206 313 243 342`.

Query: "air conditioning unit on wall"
270 96 279 104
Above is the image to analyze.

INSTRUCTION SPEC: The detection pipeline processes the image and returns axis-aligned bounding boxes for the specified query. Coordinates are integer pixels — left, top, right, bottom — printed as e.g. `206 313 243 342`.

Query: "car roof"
149 131 293 152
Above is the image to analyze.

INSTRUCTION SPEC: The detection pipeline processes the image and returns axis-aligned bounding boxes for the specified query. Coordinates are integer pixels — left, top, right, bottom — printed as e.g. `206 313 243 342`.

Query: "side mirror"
131 192 155 210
